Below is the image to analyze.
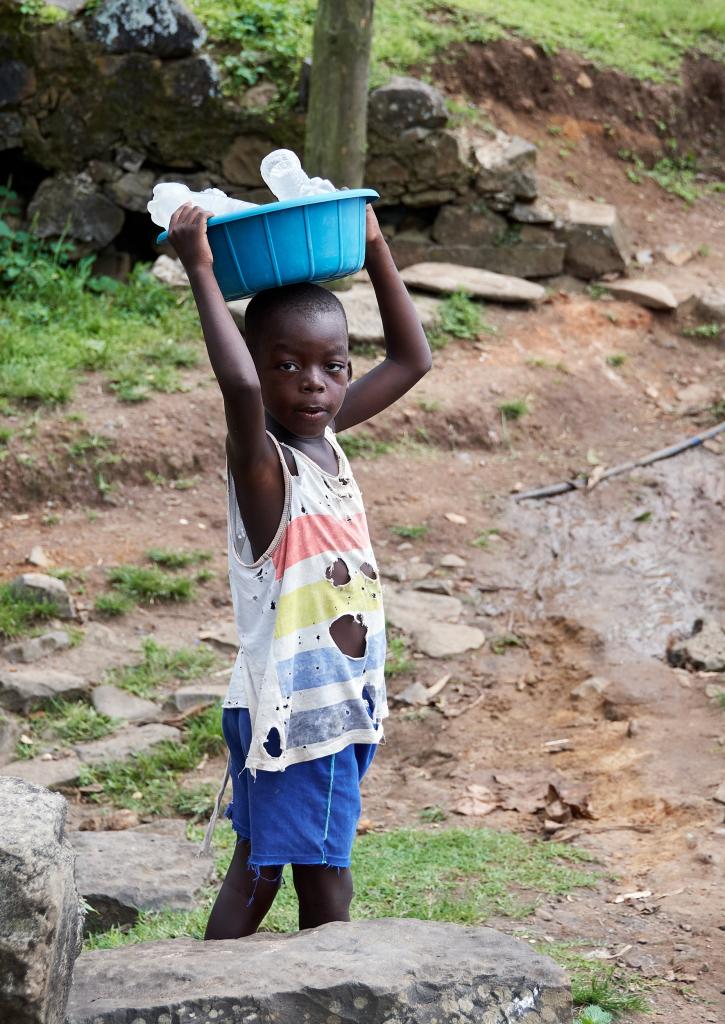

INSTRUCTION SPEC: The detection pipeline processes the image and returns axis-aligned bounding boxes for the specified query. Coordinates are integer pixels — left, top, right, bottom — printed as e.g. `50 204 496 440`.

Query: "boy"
168 200 431 940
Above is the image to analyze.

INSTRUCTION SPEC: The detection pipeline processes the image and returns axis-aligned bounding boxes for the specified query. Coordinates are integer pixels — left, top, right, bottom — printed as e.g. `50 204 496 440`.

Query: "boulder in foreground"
0 777 83 1024
67 918 571 1024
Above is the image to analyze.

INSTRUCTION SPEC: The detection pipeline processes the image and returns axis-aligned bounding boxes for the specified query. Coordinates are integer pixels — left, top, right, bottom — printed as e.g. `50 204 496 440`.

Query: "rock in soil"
602 659 681 721
668 618 725 673
605 278 678 311
0 778 83 1024
165 682 228 712
0 668 89 713
3 629 72 664
73 723 181 764
70 830 215 932
561 199 628 279
385 589 462 634
10 572 76 619
66 919 571 1024
0 711 20 766
91 684 159 723
414 621 486 659
401 262 546 303
0 753 83 789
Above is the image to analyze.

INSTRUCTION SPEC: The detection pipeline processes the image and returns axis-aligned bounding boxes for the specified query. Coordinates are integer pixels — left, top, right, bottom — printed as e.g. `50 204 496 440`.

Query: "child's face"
253 310 351 437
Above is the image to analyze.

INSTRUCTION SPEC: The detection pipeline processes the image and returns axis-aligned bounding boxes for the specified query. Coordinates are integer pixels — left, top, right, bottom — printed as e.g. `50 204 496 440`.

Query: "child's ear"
347 360 353 383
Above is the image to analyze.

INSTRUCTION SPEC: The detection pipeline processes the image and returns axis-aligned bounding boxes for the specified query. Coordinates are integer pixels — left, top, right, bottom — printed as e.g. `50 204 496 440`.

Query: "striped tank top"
223 427 387 773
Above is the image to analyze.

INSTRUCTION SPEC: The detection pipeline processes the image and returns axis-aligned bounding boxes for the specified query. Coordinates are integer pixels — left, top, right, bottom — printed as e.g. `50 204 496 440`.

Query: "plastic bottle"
147 184 258 230
260 149 335 201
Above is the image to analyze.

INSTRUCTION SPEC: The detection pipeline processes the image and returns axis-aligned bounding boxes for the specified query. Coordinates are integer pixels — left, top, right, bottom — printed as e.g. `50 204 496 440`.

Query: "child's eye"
279 362 298 371
327 363 345 373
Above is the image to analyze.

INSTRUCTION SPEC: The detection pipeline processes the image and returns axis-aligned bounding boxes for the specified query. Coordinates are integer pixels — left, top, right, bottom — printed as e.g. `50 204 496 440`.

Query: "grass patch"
391 524 428 539
337 431 393 459
146 548 212 570
18 698 118 758
106 565 196 605
418 398 442 412
489 632 527 654
108 637 216 698
94 592 134 617
419 805 448 823
619 148 724 203
683 322 722 338
385 633 413 677
78 703 225 818
606 353 627 367
537 942 650 1018
471 527 500 548
86 825 598 948
439 290 488 340
715 690 725 710
0 583 59 640
499 398 530 421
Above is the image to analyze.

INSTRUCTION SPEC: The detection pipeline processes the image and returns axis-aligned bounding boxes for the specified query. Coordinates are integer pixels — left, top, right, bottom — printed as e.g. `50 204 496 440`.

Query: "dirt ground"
2 103 725 1021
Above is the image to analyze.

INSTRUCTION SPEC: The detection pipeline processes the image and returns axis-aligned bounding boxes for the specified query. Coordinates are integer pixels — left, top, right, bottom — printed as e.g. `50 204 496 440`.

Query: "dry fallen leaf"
444 512 467 525
612 889 653 904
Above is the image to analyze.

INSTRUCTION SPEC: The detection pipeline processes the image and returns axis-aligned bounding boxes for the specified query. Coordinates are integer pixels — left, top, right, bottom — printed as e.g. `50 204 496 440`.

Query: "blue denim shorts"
222 707 377 869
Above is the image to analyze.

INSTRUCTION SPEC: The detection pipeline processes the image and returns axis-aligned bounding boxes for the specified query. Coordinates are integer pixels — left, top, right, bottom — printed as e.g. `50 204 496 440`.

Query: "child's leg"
204 839 282 940
291 864 353 930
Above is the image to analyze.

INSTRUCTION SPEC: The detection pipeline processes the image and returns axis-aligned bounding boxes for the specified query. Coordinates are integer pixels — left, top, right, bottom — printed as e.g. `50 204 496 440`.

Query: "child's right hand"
167 202 214 272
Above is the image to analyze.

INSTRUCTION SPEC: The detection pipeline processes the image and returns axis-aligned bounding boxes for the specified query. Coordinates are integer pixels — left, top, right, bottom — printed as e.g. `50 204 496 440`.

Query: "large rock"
473 133 538 201
0 778 84 1024
73 723 181 764
431 203 507 246
3 630 71 665
0 711 19 766
668 618 725 673
221 134 276 186
414 622 486 659
88 0 206 58
0 669 88 714
605 279 678 311
561 200 628 279
600 659 680 721
368 76 449 137
27 175 124 254
71 830 215 932
9 572 75 619
0 754 82 789
67 918 571 1024
103 168 156 213
389 234 565 278
401 262 546 304
90 684 159 723
385 589 462 634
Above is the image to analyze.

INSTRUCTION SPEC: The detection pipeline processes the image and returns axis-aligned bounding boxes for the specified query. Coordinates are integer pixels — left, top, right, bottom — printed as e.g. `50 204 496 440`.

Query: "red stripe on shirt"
272 511 371 580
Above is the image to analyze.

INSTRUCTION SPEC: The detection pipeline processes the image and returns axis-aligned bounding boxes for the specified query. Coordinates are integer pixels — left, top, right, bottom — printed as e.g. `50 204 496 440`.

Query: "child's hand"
364 203 385 253
167 202 214 272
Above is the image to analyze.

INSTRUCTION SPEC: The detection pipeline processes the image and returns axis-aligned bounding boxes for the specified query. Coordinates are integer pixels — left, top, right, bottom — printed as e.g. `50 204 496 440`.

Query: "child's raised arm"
333 206 432 432
167 203 284 553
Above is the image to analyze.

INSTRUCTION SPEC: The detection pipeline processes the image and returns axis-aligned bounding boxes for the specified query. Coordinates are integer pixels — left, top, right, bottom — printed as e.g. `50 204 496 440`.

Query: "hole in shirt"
362 685 376 720
263 728 282 758
330 612 367 658
360 561 378 581
326 557 351 586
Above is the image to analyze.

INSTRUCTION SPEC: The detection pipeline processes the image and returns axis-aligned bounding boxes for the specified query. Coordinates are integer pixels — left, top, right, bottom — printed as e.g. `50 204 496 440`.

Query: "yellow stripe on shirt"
274 573 383 639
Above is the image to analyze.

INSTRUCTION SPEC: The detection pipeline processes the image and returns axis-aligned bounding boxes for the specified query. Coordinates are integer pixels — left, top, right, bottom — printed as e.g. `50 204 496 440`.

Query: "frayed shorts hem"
227 820 351 869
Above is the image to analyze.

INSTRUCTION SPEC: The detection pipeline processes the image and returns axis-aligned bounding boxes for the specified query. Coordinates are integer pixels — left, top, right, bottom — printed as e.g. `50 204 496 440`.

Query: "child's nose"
301 370 325 391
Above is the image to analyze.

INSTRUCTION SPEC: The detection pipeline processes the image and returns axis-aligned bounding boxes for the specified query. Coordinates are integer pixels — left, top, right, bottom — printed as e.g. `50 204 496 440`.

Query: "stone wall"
0 1 628 279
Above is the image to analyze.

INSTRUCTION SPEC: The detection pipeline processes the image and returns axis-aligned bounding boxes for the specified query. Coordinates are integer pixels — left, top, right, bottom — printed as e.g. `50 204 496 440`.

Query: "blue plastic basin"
157 188 378 300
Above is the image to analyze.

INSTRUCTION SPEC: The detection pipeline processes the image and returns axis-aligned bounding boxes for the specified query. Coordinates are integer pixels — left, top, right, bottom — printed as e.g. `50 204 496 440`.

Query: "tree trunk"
304 0 374 189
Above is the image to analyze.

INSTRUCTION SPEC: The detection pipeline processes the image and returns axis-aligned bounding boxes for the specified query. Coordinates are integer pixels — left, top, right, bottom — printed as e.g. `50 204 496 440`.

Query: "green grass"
391 523 429 539
189 0 724 99
85 824 598 949
538 942 650 1019
0 583 59 639
499 398 530 421
385 633 413 676
146 548 212 570
606 353 627 367
0 220 200 406
715 690 725 710
489 632 527 654
683 322 722 338
78 703 225 818
471 527 500 548
108 637 217 698
337 431 393 459
17 698 118 758
106 565 197 605
439 290 489 340
94 592 134 617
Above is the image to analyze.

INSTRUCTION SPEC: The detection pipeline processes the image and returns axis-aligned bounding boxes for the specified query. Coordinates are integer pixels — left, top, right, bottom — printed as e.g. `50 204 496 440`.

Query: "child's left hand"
365 204 385 251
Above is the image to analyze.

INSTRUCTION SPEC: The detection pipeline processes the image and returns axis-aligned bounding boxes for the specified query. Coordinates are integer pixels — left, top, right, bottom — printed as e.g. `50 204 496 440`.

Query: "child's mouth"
296 406 327 419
